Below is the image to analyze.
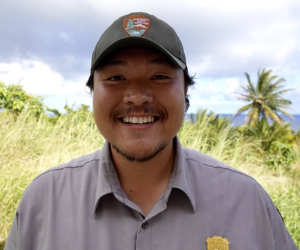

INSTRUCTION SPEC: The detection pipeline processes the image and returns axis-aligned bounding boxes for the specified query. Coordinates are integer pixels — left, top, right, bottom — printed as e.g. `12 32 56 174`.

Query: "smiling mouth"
122 116 156 124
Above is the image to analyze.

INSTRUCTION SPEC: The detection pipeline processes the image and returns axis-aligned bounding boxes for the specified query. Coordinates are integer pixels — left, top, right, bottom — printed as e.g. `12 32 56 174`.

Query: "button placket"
141 221 148 229
136 219 152 250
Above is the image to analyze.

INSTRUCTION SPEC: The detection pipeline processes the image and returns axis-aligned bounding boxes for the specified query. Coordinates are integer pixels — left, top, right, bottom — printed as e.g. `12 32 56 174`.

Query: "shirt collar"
164 136 196 212
93 136 196 217
93 141 125 218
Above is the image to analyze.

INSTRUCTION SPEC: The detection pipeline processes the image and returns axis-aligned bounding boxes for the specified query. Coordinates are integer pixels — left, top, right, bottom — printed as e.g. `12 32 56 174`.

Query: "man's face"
93 48 186 162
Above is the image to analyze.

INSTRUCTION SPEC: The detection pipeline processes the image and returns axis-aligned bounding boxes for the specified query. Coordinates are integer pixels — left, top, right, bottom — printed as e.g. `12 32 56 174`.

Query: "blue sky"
0 0 299 114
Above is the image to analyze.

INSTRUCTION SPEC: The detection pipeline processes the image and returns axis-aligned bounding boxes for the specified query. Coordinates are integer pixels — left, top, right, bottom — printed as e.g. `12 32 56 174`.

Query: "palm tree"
234 69 293 125
241 117 296 151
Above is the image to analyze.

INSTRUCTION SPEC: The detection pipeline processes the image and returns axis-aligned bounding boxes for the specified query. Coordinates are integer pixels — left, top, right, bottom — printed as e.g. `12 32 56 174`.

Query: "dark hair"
183 67 195 113
86 67 195 112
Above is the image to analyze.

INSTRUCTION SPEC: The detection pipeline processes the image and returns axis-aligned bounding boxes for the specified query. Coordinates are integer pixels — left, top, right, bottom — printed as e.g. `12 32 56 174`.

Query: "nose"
123 81 153 106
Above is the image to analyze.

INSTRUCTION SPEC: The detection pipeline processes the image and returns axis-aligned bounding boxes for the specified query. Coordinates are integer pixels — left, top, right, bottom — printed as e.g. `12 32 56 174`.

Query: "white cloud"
58 31 70 42
1 0 299 114
187 77 244 113
0 60 93 112
0 60 87 96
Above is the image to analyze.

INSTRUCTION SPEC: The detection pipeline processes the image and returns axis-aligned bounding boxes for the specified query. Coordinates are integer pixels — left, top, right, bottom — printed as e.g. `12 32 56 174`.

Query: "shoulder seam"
186 157 257 182
33 158 100 182
185 153 269 208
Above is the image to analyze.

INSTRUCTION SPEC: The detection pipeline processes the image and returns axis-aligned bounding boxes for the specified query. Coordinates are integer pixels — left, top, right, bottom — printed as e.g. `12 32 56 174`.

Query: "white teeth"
122 116 155 124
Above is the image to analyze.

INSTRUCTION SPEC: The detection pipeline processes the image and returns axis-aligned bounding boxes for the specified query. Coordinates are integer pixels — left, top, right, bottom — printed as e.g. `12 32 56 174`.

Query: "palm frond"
233 103 253 119
234 68 293 125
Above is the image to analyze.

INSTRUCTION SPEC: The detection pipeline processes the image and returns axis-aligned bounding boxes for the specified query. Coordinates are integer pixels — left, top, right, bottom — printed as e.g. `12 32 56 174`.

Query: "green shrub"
266 141 297 171
0 81 45 119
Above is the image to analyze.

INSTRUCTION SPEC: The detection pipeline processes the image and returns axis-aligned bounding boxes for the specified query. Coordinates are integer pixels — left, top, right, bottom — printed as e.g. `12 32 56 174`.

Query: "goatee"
111 143 166 163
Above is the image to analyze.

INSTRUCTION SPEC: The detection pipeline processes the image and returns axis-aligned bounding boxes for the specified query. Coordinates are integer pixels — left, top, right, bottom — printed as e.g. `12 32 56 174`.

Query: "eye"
151 75 169 80
107 75 125 81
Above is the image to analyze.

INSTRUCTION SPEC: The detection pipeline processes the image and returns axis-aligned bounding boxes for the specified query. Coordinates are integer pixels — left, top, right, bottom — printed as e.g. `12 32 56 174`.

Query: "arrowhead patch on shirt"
206 236 229 250
123 14 151 37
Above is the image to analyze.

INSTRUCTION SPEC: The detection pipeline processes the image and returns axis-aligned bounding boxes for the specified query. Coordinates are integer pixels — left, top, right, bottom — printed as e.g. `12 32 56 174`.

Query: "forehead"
96 48 178 70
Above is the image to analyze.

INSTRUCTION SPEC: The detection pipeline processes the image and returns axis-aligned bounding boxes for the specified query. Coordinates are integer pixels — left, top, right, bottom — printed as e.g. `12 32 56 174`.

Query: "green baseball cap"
91 12 186 72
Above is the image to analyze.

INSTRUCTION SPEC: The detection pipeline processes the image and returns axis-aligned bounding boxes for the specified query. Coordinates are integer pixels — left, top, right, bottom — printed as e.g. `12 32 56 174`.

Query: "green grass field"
0 110 299 249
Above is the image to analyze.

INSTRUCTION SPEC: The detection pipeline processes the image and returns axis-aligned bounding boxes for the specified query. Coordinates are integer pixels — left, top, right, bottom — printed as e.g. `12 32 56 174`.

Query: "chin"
112 141 167 163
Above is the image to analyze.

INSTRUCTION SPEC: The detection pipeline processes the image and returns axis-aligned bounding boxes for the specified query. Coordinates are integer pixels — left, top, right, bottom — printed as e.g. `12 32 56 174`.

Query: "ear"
184 86 188 97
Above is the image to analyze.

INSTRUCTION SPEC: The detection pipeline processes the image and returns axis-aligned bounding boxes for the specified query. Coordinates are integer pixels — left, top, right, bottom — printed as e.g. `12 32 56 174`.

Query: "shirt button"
141 221 148 229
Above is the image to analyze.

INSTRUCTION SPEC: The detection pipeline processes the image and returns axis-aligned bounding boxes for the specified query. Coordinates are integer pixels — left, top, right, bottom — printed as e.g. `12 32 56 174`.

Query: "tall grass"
178 111 264 175
0 111 105 246
0 110 299 248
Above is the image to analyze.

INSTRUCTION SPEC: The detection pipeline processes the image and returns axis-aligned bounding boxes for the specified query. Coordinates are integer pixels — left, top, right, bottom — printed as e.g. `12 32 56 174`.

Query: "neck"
110 140 175 215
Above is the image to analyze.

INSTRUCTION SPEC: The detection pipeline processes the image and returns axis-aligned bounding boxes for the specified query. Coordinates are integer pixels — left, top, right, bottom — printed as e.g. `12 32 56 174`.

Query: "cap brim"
91 37 186 72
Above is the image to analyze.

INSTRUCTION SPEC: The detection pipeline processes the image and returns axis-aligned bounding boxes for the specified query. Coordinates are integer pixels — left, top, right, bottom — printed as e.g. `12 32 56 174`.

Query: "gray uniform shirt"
5 137 298 250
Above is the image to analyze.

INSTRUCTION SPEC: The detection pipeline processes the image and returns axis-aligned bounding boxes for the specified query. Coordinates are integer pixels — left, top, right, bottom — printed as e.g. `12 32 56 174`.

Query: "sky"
0 0 299 114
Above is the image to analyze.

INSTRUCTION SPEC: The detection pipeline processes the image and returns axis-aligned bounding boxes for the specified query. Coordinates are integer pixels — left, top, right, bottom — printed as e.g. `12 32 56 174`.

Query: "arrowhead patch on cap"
123 14 151 37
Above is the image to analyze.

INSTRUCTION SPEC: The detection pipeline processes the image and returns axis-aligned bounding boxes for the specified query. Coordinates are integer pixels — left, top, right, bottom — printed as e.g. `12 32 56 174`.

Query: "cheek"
171 72 186 109
93 85 110 123
93 83 113 108
168 82 186 110
93 88 102 113
93 84 122 127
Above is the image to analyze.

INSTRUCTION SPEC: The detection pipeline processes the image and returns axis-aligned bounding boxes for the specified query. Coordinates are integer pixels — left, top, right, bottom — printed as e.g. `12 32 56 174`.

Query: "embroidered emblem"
123 14 151 37
206 236 229 250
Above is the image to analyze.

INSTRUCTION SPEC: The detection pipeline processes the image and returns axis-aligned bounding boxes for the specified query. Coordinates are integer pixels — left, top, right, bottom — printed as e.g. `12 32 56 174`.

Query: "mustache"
113 105 166 119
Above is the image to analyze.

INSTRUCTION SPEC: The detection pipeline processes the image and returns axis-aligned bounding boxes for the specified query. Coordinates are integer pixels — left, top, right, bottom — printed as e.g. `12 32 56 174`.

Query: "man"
5 12 298 250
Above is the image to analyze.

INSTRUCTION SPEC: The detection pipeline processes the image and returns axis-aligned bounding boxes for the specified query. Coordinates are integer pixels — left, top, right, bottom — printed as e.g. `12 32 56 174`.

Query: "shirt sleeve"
4 212 19 250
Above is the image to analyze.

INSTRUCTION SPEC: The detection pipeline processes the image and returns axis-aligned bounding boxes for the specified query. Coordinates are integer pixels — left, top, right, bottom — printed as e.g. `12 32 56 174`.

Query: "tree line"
1 69 299 169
